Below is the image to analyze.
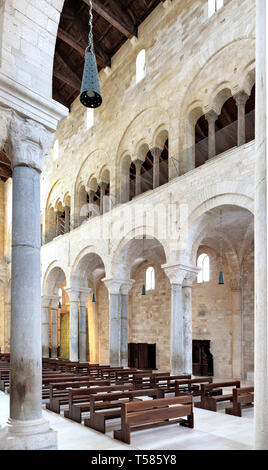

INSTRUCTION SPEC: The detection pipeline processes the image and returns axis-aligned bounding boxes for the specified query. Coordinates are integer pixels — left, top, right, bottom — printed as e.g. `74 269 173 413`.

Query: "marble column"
103 279 122 367
134 159 143 196
64 206 70 233
55 211 62 237
100 182 107 215
254 0 268 450
79 289 91 362
234 91 249 147
151 147 162 189
230 276 242 380
120 280 135 367
206 110 218 159
65 288 80 362
41 296 50 358
0 113 56 449
182 271 198 374
50 297 59 359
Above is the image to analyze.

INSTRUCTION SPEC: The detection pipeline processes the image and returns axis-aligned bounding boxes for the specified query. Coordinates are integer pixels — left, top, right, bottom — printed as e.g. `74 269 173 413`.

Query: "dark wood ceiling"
53 0 165 108
0 151 12 183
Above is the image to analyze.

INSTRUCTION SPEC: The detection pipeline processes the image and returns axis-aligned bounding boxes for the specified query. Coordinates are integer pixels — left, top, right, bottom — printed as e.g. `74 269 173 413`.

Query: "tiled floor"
0 390 254 450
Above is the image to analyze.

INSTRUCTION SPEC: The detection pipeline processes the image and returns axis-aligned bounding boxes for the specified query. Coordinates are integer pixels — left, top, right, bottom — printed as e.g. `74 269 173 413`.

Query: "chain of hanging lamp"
87 0 94 52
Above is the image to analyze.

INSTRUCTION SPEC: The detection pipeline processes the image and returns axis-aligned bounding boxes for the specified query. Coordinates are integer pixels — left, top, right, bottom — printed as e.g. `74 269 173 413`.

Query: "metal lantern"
80 0 102 109
141 284 146 296
92 292 96 303
218 271 224 285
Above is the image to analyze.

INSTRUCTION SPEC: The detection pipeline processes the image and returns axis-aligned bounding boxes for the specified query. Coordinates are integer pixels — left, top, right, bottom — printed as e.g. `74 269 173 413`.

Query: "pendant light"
141 234 146 295
92 292 96 303
218 209 224 285
80 0 102 108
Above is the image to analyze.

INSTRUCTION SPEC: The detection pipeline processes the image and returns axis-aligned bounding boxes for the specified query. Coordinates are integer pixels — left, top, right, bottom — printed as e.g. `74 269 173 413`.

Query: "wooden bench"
195 381 240 411
114 395 194 444
225 386 254 417
153 374 191 394
46 379 110 413
86 388 164 433
133 372 170 389
175 377 214 397
65 384 134 423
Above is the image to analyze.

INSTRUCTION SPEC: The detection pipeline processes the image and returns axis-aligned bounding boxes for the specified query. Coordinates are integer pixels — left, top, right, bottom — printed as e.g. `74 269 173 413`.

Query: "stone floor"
0 390 254 450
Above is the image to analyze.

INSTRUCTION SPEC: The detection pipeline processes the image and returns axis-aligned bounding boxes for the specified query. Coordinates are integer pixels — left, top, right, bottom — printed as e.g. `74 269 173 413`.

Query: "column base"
0 417 57 450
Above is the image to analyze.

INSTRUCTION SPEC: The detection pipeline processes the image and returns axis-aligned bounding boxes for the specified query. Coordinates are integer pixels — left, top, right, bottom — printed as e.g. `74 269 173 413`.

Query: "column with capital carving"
120 280 135 367
134 159 143 196
234 91 249 147
230 276 243 379
151 147 162 189
1 112 56 449
206 110 218 159
41 296 50 358
79 288 91 362
103 279 122 366
65 288 80 362
182 271 198 374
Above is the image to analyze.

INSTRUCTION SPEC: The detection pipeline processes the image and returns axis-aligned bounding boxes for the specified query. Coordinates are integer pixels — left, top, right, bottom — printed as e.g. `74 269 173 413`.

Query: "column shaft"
170 284 184 374
120 294 128 367
231 289 242 379
51 308 58 358
79 305 87 362
69 301 79 362
42 307 49 358
10 166 42 421
206 111 218 159
135 160 143 196
109 293 119 366
182 285 193 374
64 206 70 233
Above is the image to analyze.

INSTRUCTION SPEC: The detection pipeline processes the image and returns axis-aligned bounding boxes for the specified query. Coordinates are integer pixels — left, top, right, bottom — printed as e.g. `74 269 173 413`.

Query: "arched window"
197 254 210 283
146 267 155 291
136 49 146 84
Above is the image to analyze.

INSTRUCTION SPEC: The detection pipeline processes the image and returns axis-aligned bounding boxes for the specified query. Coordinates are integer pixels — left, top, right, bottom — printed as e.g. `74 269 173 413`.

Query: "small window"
86 108 94 130
136 49 146 84
146 267 155 291
197 254 210 283
208 0 224 17
58 288 63 308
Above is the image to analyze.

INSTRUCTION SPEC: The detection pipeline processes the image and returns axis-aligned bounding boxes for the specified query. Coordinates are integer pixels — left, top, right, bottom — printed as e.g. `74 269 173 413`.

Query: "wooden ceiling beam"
54 70 80 90
82 0 137 38
56 48 81 83
0 165 12 179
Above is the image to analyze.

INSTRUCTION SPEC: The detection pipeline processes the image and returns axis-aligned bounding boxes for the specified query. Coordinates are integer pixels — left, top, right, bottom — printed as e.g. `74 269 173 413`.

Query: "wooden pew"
195 380 240 412
46 379 110 413
225 386 254 417
65 384 134 423
133 372 170 389
42 374 91 398
86 388 164 433
175 377 214 397
153 374 191 394
114 395 194 444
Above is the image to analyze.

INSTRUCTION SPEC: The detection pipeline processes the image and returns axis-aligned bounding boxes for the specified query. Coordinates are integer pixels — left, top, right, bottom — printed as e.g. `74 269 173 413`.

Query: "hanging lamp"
80 0 102 108
218 209 224 285
92 292 96 303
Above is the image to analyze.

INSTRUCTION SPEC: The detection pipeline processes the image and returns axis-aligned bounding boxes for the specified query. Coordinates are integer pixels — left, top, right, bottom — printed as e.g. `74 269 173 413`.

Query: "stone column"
41 296 50 358
182 271 198 375
151 147 162 189
64 206 70 233
103 279 122 367
65 288 80 362
120 280 135 367
79 288 91 362
50 297 59 359
206 110 218 159
254 0 268 450
230 276 242 379
134 159 143 196
0 113 56 449
234 91 249 147
100 182 107 215
55 211 62 237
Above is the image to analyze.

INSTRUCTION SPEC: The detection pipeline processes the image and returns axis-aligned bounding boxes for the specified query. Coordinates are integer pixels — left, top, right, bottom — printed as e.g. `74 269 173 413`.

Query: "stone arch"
71 247 107 290
42 263 67 297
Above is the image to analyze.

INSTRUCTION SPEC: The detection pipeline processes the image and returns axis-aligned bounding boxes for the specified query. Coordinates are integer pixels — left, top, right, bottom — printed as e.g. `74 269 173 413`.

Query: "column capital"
50 296 60 310
120 279 135 295
65 288 80 303
6 112 54 172
234 90 249 107
80 288 92 305
133 157 144 167
205 110 218 124
150 146 163 159
162 263 199 285
0 106 12 150
102 278 124 295
41 295 51 308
